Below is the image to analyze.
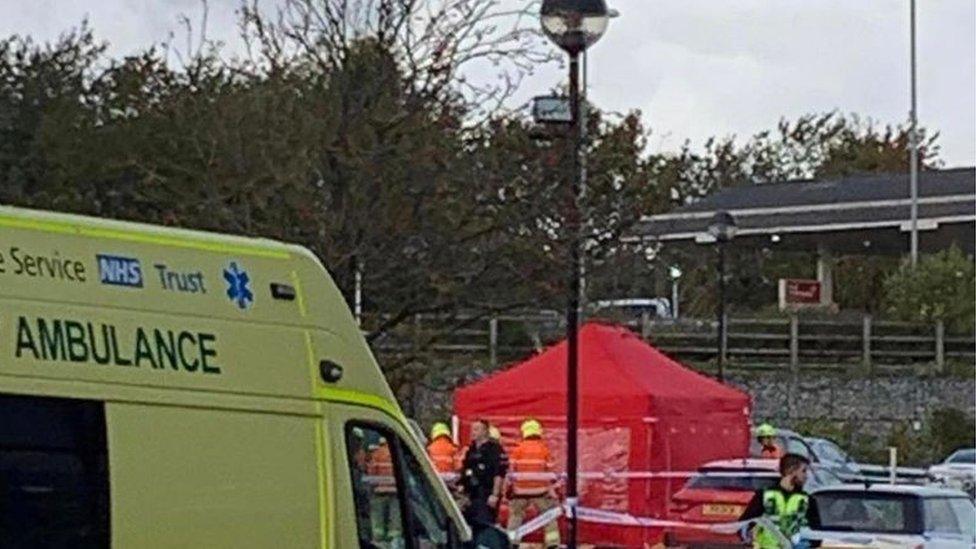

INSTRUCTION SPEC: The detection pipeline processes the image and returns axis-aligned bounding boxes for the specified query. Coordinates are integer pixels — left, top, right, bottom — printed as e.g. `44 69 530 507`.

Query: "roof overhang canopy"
635 168 975 255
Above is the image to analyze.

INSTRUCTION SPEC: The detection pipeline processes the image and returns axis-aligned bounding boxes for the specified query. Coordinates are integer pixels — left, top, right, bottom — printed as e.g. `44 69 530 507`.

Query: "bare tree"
239 0 554 116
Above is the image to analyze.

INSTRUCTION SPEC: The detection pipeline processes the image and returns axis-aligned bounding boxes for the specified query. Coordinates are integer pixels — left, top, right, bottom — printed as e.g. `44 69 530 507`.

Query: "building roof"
636 168 976 254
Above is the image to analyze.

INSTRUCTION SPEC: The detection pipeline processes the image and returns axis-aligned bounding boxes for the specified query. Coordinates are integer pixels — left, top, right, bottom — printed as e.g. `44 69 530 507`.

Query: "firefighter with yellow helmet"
427 422 459 474
756 423 784 460
507 418 560 548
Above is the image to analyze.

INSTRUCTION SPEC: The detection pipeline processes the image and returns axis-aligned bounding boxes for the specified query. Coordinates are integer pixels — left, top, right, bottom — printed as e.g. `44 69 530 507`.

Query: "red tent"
453 322 751 546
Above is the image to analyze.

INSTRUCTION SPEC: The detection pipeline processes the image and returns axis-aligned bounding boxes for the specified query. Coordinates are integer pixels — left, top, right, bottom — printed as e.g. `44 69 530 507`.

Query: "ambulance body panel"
0 206 467 548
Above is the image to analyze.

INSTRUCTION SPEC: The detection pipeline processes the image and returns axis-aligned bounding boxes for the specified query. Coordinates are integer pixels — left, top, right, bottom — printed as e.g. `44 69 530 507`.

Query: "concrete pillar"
817 244 835 308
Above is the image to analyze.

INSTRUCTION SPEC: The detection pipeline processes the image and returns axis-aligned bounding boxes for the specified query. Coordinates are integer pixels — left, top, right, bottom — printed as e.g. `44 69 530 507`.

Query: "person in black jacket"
459 419 505 534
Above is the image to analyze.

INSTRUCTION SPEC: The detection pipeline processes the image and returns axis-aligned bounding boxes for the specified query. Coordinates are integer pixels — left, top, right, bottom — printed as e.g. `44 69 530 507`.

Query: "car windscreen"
785 438 813 459
687 471 779 492
948 449 975 464
947 498 976 538
814 492 921 534
813 441 846 463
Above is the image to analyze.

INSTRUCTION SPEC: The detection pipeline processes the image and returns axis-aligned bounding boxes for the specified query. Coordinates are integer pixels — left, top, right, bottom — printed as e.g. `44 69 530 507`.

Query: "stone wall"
730 373 975 427
728 372 975 463
401 366 974 462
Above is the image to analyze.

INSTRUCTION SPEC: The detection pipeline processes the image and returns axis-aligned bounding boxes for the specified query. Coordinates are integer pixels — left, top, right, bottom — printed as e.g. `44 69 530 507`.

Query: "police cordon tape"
561 509 912 549
509 504 563 542
508 505 905 549
506 502 792 548
356 474 801 546
364 472 797 545
421 471 898 548
435 469 777 483
365 470 768 492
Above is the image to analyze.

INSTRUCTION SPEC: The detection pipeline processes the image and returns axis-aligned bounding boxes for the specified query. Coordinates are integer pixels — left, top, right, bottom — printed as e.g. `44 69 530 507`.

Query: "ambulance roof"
0 205 397 409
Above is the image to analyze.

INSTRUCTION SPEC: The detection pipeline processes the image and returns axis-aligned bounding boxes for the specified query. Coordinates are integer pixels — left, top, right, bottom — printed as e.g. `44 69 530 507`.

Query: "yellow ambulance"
0 205 469 547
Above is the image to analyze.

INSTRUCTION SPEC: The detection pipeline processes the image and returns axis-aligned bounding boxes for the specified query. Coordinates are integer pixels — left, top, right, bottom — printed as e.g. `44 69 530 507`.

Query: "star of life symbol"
223 261 254 310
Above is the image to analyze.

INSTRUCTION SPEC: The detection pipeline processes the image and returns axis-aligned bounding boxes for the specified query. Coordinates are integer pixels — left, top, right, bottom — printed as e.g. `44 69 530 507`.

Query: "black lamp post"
540 1 610 547
708 211 737 382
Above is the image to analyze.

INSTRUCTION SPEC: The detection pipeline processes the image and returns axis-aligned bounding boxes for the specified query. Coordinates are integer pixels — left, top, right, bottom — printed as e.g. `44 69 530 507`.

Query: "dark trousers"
463 496 498 529
463 497 506 549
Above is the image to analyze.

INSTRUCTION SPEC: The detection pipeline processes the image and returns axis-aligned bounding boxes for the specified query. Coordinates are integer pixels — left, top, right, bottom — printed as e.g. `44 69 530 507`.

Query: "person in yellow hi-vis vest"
507 419 560 548
739 453 821 548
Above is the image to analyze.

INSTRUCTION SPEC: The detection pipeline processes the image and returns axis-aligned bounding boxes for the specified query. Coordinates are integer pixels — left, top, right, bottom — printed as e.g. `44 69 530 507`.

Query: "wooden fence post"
721 312 729 367
789 314 800 372
934 320 945 375
888 447 898 485
862 314 872 374
641 310 651 340
787 314 800 419
489 317 499 369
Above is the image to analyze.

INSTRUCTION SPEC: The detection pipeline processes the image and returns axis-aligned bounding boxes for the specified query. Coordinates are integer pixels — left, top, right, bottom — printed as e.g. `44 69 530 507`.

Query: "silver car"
802 484 976 548
806 436 863 481
929 448 976 498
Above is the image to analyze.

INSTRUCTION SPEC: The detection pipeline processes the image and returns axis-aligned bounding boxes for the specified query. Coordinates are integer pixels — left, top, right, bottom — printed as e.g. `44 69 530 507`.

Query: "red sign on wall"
779 278 822 309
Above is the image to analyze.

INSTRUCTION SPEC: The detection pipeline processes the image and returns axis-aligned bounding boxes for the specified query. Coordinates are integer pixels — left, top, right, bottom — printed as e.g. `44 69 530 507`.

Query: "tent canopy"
454 323 751 545
454 322 749 421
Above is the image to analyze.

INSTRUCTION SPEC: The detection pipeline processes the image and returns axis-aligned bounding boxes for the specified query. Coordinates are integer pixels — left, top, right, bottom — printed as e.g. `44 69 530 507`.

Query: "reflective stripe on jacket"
367 443 396 493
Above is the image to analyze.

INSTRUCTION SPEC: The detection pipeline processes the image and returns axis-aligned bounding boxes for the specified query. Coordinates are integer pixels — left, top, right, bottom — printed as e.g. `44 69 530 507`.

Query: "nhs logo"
97 254 143 288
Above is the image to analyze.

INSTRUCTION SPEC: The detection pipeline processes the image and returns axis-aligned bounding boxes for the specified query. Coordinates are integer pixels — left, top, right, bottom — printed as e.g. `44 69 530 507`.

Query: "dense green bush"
929 406 976 459
883 247 976 332
884 422 931 467
796 406 974 467
794 417 853 448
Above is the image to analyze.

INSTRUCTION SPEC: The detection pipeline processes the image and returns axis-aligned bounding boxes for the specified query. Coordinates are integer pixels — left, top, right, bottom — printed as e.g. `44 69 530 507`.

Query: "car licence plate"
702 503 743 516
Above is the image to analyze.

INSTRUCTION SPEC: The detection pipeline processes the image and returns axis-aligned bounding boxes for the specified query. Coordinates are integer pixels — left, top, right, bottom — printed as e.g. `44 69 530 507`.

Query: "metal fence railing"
635 316 974 374
371 312 975 373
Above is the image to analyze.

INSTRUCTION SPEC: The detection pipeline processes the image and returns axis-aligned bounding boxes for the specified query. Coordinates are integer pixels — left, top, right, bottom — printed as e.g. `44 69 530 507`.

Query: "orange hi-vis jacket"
367 442 396 493
427 436 459 474
760 443 784 460
509 437 553 497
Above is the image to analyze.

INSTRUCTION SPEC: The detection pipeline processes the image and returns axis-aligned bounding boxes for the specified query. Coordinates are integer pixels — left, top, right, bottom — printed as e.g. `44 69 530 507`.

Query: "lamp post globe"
541 0 610 54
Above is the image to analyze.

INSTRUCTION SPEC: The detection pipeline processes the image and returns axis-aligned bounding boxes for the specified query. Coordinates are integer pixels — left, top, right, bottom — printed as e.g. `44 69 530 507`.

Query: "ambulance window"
346 424 406 549
399 446 453 548
0 393 109 548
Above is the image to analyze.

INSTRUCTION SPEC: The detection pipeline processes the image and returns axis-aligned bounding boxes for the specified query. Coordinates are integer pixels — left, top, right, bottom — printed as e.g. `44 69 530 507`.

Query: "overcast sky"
2 0 973 168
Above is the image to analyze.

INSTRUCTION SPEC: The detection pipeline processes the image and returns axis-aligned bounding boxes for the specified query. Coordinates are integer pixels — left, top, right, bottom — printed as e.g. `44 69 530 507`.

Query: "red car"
665 457 843 548
664 458 780 548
